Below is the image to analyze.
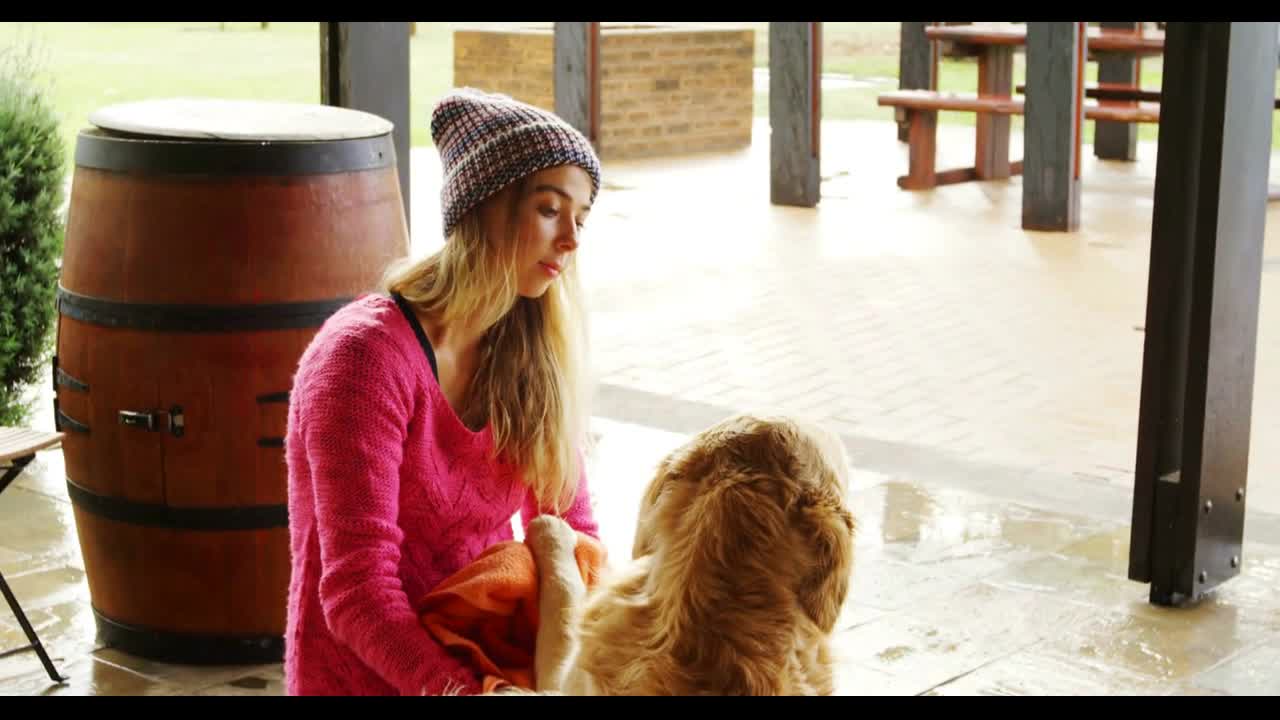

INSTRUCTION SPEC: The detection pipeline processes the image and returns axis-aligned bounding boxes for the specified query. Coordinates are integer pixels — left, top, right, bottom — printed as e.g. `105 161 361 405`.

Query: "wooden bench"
1017 82 1280 200
1016 82 1280 109
0 427 69 684
878 89 1160 189
922 23 1166 56
885 23 1171 192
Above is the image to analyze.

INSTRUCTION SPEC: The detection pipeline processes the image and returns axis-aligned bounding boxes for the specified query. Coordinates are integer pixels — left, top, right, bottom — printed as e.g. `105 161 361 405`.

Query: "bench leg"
0 457 69 685
0 455 32 496
899 109 939 190
0 571 69 684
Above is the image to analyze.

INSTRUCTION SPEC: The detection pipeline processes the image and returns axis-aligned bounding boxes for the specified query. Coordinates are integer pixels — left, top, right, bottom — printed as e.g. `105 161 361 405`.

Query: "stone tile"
844 556 982 613
0 486 84 575
10 449 68 501
828 610 1026 691
2 565 90 615
190 665 286 696
0 598 100 684
984 550 1152 613
90 647 282 692
895 581 1100 654
0 545 29 577
1189 641 1280 696
833 601 885 633
1037 608 1264 683
850 481 1112 584
924 648 1168 696
0 656 185 696
1161 682 1233 697
1053 526 1133 576
830 660 934 696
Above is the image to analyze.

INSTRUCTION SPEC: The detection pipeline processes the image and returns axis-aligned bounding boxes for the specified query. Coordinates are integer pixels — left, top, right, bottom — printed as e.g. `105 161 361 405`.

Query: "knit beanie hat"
431 87 603 238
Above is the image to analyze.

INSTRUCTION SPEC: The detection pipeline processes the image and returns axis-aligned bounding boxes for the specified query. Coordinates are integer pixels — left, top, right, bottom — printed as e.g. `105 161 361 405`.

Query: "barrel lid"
88 98 394 142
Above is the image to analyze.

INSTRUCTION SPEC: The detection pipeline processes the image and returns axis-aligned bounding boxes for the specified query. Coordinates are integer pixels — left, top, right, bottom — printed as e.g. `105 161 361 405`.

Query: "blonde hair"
381 178 591 513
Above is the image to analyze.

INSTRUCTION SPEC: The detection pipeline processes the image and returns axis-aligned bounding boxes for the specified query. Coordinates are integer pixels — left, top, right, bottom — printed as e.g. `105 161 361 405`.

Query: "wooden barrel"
54 99 409 665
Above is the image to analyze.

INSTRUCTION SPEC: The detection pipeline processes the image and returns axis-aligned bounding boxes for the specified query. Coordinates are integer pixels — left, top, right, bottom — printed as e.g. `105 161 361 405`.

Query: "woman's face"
502 164 594 299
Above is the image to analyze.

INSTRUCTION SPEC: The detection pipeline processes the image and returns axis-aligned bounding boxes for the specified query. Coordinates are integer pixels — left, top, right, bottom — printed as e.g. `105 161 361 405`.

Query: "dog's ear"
632 455 677 559
792 484 856 632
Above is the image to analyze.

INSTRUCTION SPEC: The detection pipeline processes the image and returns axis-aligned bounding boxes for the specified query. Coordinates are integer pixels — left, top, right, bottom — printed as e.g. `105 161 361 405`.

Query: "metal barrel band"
56 287 352 333
75 128 396 176
93 608 283 665
52 355 89 392
54 406 90 435
65 477 288 531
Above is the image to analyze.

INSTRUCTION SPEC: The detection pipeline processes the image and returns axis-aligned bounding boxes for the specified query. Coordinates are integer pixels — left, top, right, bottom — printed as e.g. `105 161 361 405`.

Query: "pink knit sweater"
283 293 599 696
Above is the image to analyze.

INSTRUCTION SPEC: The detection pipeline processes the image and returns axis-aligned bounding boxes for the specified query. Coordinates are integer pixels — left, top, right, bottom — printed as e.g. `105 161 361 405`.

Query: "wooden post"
1022 22 1085 232
897 22 936 142
1094 21 1141 161
320 22 412 234
1129 22 1278 607
553 22 600 145
770 22 821 207
975 45 1015 179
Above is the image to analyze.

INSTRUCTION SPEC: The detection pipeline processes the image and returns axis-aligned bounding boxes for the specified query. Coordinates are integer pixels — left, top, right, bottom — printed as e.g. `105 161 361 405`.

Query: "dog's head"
571 414 855 694
633 413 856 636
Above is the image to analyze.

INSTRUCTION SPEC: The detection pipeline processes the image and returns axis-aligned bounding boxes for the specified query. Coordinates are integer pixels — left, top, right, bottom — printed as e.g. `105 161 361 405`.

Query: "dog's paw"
526 514 579 561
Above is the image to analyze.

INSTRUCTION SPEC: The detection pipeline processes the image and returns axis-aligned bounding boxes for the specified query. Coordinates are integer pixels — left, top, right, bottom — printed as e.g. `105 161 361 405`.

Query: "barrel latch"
118 406 185 438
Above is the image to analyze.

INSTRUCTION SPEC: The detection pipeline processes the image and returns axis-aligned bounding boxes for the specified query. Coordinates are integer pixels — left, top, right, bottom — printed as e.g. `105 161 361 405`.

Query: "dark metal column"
1129 21 1278 607
770 22 822 207
1022 22 1086 232
320 22 412 233
554 22 601 144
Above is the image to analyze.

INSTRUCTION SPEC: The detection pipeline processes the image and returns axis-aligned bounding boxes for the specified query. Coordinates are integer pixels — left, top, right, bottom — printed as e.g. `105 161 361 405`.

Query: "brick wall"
453 28 555 112
452 24 755 161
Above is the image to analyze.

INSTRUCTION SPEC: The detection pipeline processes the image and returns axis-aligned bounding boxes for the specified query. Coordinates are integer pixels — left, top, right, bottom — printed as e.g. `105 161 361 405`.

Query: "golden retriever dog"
525 413 856 695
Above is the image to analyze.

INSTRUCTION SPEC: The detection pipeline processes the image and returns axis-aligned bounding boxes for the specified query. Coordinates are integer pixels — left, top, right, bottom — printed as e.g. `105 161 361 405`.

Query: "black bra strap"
390 292 439 381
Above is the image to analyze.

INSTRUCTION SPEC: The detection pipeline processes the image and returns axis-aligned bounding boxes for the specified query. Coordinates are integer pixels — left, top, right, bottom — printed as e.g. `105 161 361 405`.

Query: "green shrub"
0 39 65 426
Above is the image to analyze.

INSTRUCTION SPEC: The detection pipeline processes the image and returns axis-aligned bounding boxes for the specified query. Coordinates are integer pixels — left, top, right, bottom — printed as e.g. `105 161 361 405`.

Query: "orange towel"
417 532 608 694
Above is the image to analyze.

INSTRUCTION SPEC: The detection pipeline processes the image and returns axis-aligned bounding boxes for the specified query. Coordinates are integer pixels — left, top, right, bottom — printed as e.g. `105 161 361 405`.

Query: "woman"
282 88 603 696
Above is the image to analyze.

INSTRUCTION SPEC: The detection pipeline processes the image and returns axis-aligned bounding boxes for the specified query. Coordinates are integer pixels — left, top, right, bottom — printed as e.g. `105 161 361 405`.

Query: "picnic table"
879 23 1279 213
880 24 1166 187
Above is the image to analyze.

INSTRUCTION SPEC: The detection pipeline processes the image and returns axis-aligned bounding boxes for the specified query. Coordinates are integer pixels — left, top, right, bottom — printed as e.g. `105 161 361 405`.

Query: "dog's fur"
526 414 856 696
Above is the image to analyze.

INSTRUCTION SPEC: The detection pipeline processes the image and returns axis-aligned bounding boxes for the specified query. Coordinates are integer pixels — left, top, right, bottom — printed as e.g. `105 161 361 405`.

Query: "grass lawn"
2 21 1277 173
0 21 468 169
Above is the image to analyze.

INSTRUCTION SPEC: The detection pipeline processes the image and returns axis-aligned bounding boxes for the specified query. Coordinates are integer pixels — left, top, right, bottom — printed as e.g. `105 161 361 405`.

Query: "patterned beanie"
431 87 602 238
